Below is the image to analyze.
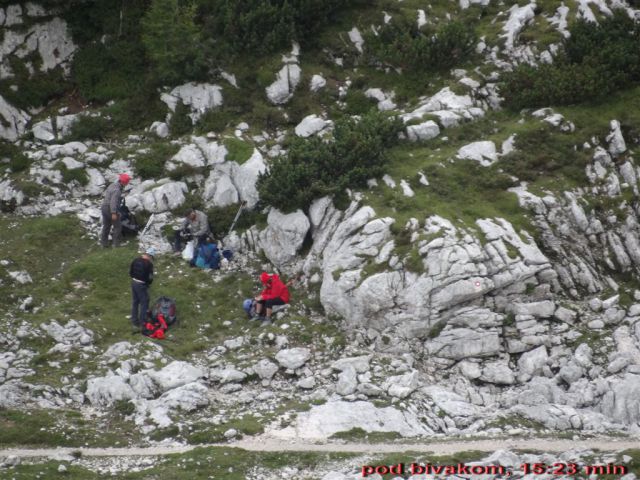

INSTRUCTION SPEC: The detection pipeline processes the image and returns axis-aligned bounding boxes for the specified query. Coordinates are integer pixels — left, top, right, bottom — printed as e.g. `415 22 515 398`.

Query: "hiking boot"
260 318 272 327
250 315 264 322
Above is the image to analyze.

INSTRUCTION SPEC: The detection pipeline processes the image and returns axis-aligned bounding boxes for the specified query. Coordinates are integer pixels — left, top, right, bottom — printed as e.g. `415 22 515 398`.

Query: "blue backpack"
194 242 221 269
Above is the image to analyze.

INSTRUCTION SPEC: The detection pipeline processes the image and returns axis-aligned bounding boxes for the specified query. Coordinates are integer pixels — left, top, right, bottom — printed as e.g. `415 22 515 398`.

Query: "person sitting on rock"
252 272 290 327
173 208 211 263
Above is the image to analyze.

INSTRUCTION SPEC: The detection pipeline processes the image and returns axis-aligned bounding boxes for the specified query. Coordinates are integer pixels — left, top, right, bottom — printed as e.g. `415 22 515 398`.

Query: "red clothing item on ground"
260 274 290 303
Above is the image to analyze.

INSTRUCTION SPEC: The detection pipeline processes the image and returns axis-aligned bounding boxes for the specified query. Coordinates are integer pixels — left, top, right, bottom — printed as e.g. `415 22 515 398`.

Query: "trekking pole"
140 213 156 240
227 200 247 237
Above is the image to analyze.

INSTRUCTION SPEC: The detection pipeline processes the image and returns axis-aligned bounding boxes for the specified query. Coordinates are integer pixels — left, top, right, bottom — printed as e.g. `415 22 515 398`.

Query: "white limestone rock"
607 120 626 157
258 209 310 269
268 400 432 439
266 64 302 105
480 360 516 385
210 367 247 384
331 356 371 373
517 345 548 382
310 74 327 92
148 361 207 392
0 180 24 206
457 141 497 166
86 375 136 407
406 120 440 142
254 359 279 380
335 367 358 396
233 148 266 208
295 114 331 137
203 169 238 208
126 180 188 213
166 144 206 171
149 121 169 138
384 370 420 399
502 3 536 50
364 88 396 111
275 347 311 370
0 94 29 141
161 83 223 123
41 320 93 346
426 328 501 360
422 385 480 423
348 27 364 53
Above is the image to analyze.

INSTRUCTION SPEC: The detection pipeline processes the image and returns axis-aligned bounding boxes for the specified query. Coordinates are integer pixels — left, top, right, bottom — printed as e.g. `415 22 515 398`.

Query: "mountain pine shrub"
257 110 402 212
501 10 640 109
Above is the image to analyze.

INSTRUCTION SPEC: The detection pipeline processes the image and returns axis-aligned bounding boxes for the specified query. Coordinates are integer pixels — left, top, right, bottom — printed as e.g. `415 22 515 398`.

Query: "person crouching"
252 272 290 327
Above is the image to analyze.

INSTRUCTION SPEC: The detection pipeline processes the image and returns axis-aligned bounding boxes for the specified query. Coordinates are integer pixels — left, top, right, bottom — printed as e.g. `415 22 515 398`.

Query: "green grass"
223 137 254 165
3 446 357 479
0 409 142 448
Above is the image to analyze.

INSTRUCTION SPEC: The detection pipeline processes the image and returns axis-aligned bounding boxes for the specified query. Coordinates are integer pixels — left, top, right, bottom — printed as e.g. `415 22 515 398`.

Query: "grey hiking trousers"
101 205 122 247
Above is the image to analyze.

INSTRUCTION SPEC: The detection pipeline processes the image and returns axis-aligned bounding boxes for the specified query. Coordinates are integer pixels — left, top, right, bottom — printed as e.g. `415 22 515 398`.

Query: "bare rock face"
258 209 310 270
266 64 301 105
161 82 223 123
0 94 29 141
267 400 432 439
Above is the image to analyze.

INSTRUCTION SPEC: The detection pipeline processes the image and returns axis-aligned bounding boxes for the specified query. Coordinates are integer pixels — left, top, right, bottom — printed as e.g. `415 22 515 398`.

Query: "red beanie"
119 173 131 185
260 272 270 284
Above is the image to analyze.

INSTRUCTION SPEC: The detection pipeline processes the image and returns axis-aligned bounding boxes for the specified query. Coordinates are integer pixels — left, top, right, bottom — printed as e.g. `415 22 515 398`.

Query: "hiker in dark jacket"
252 272 290 326
130 247 155 329
101 173 131 247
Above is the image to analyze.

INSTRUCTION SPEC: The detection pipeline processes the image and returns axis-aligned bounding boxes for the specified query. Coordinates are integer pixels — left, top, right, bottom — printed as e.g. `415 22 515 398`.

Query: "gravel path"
1 437 638 459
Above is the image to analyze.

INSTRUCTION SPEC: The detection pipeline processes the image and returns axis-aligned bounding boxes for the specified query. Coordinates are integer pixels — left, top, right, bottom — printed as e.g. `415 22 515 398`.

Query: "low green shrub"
65 115 112 141
365 19 476 73
501 10 640 109
134 142 179 179
224 138 253 164
1 142 30 173
55 162 89 186
257 110 402 212
205 204 267 238
169 101 193 137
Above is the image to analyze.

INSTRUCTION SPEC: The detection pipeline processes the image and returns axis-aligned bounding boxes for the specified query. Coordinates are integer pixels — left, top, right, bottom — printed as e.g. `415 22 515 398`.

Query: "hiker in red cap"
252 272 290 326
101 173 131 248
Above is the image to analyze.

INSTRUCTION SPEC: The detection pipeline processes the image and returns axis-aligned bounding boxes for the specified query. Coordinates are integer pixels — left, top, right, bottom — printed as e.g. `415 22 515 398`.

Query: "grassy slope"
0 215 344 448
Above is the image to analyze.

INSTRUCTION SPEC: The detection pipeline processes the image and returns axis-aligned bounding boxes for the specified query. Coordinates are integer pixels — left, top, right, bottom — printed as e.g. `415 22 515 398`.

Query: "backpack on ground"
143 296 178 339
118 199 139 236
194 241 221 269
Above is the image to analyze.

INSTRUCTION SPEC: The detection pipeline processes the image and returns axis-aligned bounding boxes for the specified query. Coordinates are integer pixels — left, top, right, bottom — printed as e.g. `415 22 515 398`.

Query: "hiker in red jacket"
252 272 290 326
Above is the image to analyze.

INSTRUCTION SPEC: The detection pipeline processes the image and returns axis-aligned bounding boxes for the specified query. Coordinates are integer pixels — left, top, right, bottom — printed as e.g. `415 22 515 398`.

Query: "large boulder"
0 95 29 141
268 400 432 439
259 209 310 269
161 82 223 123
127 180 188 213
86 375 136 407
275 348 311 370
426 328 501 360
148 361 207 392
266 64 302 105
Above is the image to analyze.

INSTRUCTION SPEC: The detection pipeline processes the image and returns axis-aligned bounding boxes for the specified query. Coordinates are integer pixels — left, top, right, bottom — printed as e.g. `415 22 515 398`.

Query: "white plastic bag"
181 240 195 261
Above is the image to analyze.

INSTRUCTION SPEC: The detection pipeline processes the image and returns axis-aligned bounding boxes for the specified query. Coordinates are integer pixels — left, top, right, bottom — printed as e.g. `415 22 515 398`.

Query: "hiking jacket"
130 257 154 285
182 210 210 237
261 274 290 303
102 182 123 214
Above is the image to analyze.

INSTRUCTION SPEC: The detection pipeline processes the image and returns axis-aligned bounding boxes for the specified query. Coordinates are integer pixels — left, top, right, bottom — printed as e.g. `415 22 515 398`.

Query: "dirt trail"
0 437 638 459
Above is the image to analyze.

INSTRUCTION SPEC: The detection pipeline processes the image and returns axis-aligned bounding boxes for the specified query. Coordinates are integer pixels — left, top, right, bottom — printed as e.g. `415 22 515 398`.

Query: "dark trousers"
131 281 149 327
101 205 122 247
257 298 286 310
